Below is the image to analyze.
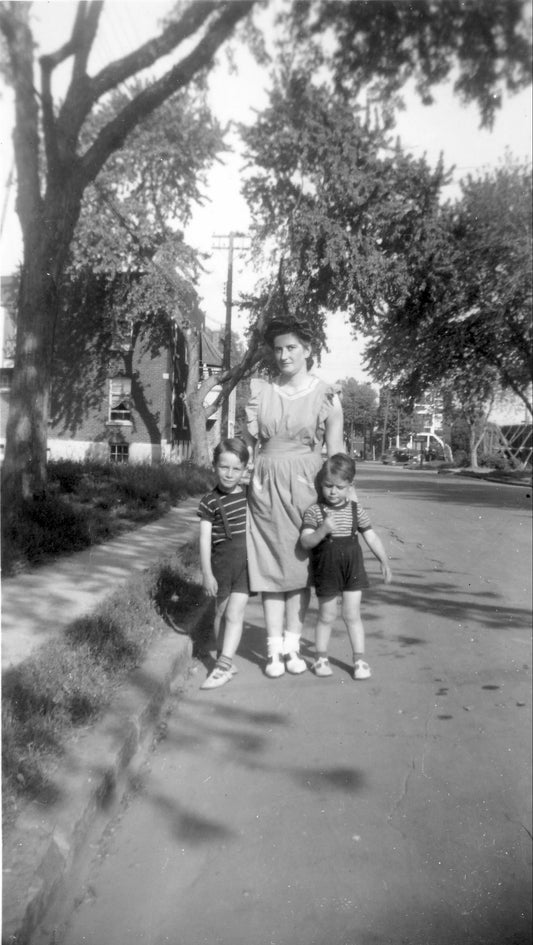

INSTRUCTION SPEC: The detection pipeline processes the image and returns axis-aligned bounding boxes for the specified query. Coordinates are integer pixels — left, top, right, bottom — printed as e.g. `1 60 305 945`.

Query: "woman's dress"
246 375 335 592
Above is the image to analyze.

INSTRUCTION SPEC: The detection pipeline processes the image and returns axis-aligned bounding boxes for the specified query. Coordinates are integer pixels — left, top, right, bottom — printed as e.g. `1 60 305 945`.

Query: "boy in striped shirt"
301 453 392 680
197 438 250 689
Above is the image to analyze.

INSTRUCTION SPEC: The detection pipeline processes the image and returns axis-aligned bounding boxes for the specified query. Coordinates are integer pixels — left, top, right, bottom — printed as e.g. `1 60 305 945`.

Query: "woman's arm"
324 394 345 456
199 519 218 596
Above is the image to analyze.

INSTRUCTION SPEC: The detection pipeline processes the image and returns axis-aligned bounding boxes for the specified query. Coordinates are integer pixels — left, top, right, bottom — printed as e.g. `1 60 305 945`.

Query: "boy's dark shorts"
212 537 251 602
311 536 369 598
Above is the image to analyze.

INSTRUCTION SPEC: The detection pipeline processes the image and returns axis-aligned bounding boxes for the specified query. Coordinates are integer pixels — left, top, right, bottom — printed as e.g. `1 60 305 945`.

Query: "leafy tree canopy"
340 377 378 430
363 159 532 415
242 72 449 352
286 0 532 127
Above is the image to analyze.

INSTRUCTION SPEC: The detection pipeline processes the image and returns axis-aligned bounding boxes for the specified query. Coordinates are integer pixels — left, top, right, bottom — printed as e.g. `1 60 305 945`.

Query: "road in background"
39 467 532 945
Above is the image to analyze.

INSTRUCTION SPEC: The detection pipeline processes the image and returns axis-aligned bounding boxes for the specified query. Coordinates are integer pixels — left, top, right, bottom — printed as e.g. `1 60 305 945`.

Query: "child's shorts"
311 536 369 598
211 537 250 602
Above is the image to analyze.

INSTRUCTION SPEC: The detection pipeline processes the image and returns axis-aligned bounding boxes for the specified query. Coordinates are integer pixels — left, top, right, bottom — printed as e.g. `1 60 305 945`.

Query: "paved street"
36 467 532 945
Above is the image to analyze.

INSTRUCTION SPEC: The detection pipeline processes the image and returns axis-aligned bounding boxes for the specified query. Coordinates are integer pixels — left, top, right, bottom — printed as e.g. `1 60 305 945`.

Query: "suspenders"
213 492 233 540
317 501 358 538
213 486 247 541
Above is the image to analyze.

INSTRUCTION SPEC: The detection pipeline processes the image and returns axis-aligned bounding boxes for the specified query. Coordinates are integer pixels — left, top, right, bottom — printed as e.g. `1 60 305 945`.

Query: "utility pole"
212 232 251 437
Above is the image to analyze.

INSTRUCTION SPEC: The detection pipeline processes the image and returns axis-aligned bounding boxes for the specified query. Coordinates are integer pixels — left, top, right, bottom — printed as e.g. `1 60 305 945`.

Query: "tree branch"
76 1 254 188
40 2 104 174
71 1 103 83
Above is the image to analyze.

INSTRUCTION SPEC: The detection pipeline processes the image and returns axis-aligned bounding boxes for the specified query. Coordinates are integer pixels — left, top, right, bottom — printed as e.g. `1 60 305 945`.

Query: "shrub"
478 452 520 471
48 459 87 493
1 460 214 574
452 449 469 467
2 494 92 571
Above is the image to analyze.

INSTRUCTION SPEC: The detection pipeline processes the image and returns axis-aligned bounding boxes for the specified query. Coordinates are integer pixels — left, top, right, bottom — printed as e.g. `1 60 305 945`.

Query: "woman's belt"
259 437 319 455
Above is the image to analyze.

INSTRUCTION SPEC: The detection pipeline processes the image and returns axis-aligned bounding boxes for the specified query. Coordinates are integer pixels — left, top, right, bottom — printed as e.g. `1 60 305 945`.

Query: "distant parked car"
381 448 413 465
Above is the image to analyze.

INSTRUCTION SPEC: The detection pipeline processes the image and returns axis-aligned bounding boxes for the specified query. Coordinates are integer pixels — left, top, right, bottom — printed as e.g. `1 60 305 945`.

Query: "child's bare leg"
342 590 364 656
315 595 338 654
213 597 228 654
201 593 248 691
219 592 248 660
343 591 371 678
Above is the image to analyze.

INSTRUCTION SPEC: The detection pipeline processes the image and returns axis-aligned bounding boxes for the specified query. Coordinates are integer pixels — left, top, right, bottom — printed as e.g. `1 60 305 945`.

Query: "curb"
1 600 212 945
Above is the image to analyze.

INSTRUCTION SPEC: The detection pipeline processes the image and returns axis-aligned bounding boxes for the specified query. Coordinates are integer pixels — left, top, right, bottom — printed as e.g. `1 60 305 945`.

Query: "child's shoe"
285 651 307 674
312 657 332 678
265 655 285 678
283 632 307 674
217 654 238 676
353 659 371 680
266 636 285 678
200 664 233 690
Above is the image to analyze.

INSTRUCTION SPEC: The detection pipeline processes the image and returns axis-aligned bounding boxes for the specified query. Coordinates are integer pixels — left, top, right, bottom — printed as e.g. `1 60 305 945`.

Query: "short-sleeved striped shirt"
197 487 248 547
302 500 372 536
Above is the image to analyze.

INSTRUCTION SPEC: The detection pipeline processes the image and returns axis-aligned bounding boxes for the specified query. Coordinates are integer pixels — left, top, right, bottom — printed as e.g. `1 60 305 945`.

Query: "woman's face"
272 333 311 377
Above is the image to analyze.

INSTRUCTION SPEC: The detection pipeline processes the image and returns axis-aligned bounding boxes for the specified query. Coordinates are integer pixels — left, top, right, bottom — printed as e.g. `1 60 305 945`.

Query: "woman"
246 316 344 677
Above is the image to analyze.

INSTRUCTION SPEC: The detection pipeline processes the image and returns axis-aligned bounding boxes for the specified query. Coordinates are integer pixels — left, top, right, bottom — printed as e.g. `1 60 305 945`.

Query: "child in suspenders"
300 453 392 680
197 438 251 690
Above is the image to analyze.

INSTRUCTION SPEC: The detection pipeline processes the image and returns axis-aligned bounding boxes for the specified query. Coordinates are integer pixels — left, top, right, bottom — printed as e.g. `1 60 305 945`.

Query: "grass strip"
1 544 207 833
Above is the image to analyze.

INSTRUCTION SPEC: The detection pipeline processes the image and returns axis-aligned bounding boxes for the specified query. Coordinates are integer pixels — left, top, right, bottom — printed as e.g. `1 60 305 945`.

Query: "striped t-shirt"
302 500 372 536
197 487 248 546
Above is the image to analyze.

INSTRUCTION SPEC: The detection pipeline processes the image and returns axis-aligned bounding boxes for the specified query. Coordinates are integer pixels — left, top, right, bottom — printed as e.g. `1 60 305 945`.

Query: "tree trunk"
468 425 481 470
186 389 212 467
2 172 84 501
2 244 58 500
182 327 211 467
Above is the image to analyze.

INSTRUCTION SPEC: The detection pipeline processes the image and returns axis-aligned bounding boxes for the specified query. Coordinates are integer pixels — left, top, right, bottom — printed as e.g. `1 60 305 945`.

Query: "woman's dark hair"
213 437 249 467
263 316 314 370
263 316 313 349
323 453 356 482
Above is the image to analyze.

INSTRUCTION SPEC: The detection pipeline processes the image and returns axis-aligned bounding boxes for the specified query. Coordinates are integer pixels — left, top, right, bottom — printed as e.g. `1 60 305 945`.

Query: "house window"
109 376 132 423
0 368 13 391
109 442 129 464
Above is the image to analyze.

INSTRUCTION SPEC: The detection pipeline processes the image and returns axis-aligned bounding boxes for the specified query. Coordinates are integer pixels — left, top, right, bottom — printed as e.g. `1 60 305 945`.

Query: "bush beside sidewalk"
1 459 214 576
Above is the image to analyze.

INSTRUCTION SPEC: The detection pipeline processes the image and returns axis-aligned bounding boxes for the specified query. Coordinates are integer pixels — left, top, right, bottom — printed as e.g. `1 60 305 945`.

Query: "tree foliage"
289 0 531 128
242 72 449 348
242 0 531 367
364 160 532 416
339 377 378 454
0 0 255 501
2 0 531 500
50 80 226 434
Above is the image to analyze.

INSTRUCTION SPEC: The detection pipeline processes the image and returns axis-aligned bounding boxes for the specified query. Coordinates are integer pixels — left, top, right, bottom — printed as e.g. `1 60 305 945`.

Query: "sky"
1 0 532 389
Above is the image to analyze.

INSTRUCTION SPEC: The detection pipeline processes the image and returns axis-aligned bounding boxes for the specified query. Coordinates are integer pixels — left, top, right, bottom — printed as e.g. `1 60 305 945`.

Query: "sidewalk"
1 496 201 670
1 496 211 945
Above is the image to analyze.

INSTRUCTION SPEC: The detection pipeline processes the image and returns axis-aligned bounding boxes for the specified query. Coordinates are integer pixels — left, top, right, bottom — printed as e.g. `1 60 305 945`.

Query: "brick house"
0 274 223 465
